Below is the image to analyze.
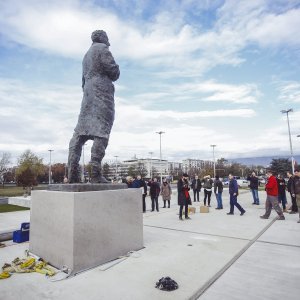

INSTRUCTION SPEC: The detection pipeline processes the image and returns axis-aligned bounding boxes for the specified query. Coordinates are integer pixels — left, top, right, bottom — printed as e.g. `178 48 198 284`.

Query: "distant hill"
228 155 300 167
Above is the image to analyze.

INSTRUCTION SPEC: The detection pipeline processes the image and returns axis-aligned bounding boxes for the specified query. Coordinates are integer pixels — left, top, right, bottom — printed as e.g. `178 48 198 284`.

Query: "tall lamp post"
48 149 54 184
114 155 118 180
210 145 216 178
156 131 165 184
281 109 294 174
149 151 153 179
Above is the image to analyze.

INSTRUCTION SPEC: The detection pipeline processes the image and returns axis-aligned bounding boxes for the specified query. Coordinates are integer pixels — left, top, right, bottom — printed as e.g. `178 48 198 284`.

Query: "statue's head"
91 30 110 46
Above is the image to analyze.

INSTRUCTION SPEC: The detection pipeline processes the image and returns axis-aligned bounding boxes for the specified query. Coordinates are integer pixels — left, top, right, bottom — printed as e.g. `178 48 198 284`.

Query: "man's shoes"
240 211 246 216
297 220 300 223
156 209 159 212
151 210 154 212
252 203 256 205
289 211 297 214
278 216 285 220
179 217 183 221
283 209 288 213
163 206 166 208
208 205 211 207
185 216 191 220
215 208 220 210
260 215 268 219
227 212 234 215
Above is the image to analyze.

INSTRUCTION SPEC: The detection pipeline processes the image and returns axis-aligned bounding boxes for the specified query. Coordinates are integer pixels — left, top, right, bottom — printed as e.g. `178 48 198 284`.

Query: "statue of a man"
67 30 120 183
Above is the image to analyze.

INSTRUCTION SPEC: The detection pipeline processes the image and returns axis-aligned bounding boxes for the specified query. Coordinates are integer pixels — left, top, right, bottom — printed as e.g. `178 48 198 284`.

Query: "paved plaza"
0 189 299 300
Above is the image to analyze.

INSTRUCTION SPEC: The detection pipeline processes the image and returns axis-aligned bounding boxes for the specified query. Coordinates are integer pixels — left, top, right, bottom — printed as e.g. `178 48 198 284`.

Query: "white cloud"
278 81 300 103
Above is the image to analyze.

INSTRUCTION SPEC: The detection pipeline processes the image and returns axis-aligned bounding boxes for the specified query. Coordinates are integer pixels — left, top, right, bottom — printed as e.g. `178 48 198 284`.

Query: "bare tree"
0 152 11 187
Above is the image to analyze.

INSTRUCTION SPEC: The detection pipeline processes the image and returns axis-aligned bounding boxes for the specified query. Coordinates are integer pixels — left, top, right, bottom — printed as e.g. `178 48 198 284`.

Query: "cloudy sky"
0 0 300 166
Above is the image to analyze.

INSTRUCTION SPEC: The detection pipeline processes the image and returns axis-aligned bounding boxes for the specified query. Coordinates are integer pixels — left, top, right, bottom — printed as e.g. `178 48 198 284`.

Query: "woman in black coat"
177 173 192 220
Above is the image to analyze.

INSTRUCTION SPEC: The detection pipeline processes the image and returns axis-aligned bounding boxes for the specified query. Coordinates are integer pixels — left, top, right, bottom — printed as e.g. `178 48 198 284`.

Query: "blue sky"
0 0 300 165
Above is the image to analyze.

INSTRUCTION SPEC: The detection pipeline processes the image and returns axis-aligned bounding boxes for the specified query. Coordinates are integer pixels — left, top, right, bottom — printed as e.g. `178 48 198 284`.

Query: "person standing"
161 178 172 208
178 173 192 220
203 175 213 207
277 174 287 212
227 174 246 216
290 169 300 223
132 175 148 213
214 175 223 209
260 170 285 220
191 175 201 202
247 171 260 205
287 171 298 214
148 178 161 212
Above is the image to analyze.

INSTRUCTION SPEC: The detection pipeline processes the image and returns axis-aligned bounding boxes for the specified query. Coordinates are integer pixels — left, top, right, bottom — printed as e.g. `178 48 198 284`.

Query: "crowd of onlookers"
124 169 300 223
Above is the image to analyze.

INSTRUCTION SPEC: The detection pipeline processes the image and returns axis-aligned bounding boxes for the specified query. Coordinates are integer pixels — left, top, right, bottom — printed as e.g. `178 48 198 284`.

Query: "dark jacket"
177 178 192 205
132 178 147 194
276 178 286 196
148 181 160 198
191 178 202 191
247 175 259 189
214 179 223 194
291 175 300 195
287 176 294 193
229 178 238 195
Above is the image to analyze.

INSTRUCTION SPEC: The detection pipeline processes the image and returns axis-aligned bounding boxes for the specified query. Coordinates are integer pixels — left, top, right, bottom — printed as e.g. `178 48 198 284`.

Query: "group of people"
125 169 300 224
125 176 172 213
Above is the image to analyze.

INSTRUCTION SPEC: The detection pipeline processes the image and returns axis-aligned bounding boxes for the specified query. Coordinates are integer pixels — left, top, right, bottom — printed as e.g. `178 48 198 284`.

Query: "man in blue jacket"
227 174 246 216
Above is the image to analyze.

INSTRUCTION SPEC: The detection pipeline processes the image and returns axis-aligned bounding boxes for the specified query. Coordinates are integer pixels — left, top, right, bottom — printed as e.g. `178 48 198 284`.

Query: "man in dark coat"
191 175 201 202
287 171 298 214
132 175 148 213
148 178 161 212
67 30 120 183
178 173 192 220
214 175 223 209
247 171 260 205
227 174 246 216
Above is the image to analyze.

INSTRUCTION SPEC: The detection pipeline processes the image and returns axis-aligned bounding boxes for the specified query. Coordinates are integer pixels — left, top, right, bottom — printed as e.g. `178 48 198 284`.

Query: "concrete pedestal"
29 189 143 275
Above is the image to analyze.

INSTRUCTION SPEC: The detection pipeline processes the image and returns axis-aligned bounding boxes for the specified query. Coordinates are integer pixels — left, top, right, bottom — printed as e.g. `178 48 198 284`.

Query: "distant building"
182 158 213 173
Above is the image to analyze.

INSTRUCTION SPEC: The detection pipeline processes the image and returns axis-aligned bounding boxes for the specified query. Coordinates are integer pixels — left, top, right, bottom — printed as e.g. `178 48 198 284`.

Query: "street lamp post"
48 149 53 184
114 155 118 180
281 109 295 174
210 145 216 178
149 152 153 179
156 131 165 184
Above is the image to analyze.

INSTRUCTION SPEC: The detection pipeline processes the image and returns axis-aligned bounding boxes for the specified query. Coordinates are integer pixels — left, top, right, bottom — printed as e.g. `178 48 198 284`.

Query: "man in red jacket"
260 170 285 220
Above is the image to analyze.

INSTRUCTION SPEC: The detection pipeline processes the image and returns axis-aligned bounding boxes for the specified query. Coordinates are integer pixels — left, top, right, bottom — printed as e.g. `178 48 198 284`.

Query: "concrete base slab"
29 189 143 275
8 196 31 208
200 242 300 300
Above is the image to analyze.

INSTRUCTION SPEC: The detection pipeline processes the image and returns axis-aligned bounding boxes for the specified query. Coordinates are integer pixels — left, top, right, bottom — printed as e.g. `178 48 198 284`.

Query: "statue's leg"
90 137 108 183
68 133 88 183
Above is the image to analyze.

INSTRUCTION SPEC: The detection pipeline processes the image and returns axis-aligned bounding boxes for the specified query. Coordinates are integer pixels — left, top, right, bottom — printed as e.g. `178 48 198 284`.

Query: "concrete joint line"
189 218 277 300
144 225 250 242
256 240 300 249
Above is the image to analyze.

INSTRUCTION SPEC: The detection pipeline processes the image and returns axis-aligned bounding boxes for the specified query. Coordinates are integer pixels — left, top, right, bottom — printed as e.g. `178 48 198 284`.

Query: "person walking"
191 175 201 202
247 171 260 205
148 178 161 212
178 173 192 220
290 169 300 223
161 178 172 208
132 175 148 213
227 174 246 216
203 175 213 207
277 174 288 212
260 170 285 220
214 175 223 209
287 171 298 214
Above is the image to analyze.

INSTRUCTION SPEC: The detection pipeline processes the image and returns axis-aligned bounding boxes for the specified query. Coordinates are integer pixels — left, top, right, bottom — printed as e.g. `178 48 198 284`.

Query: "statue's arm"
101 48 120 82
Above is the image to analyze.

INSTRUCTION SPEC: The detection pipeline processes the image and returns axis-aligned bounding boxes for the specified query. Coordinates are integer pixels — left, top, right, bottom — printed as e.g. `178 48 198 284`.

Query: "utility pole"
149 152 153 179
281 109 294 174
210 145 216 178
156 131 165 184
48 149 54 184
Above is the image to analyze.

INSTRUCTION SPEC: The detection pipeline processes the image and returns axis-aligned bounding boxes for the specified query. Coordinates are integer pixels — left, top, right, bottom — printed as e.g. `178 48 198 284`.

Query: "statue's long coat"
74 42 120 139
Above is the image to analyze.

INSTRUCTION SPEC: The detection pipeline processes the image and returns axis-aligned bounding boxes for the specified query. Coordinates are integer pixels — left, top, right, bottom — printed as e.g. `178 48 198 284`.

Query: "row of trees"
0 150 297 189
